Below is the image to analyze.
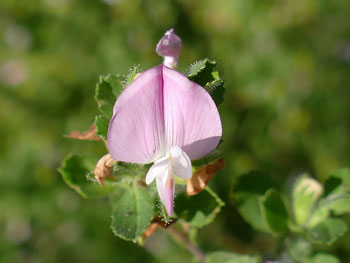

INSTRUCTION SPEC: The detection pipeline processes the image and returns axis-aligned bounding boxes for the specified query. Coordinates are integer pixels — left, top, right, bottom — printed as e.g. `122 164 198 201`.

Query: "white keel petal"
169 146 192 180
145 156 168 185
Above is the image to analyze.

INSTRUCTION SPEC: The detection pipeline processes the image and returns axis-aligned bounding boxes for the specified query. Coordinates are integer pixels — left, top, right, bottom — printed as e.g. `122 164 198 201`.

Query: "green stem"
168 225 206 263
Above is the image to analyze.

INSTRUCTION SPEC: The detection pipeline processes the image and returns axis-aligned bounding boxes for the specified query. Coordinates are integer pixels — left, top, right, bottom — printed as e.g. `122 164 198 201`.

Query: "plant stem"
168 225 206 263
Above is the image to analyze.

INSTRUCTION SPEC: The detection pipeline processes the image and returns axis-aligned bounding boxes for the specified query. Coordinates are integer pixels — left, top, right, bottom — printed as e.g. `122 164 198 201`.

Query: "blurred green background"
0 0 349 262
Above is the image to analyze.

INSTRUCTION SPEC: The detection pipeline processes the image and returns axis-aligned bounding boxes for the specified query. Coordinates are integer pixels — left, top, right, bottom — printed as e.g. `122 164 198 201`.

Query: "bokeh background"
0 0 349 262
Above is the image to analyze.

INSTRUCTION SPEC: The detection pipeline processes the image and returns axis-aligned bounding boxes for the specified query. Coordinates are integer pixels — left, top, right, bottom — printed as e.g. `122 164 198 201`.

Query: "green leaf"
95 74 122 119
110 183 154 242
186 59 209 77
307 169 350 227
112 162 148 181
174 188 224 227
123 65 141 87
261 189 288 234
307 218 347 245
318 193 350 215
324 168 350 196
308 253 340 263
306 207 329 228
95 115 109 140
287 239 312 262
186 58 225 106
105 74 124 97
233 171 277 232
207 251 261 263
191 149 223 168
58 154 115 198
293 175 323 226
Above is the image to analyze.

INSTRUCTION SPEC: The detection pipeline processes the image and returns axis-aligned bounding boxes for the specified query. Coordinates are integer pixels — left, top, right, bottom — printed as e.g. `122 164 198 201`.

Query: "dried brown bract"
187 158 225 196
64 124 101 141
93 154 116 186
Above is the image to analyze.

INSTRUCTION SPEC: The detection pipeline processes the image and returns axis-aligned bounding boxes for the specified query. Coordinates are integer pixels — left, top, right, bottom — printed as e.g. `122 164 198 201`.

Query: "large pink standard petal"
162 66 222 159
108 66 165 164
107 65 222 163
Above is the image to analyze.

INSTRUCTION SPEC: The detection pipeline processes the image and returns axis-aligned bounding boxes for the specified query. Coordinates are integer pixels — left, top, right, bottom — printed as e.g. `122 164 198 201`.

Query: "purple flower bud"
156 29 182 68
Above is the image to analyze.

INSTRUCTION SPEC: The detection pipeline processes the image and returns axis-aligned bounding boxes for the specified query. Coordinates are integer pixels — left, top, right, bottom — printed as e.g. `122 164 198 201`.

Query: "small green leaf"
324 168 350 196
112 162 148 181
95 115 109 140
58 154 115 198
186 59 209 77
110 184 154 242
306 207 329 228
207 251 261 263
233 171 277 232
124 65 142 87
308 253 340 263
307 218 347 245
186 58 225 106
174 188 224 227
287 239 312 262
293 175 323 226
104 74 124 97
95 74 122 118
191 149 223 168
318 193 350 215
261 189 288 235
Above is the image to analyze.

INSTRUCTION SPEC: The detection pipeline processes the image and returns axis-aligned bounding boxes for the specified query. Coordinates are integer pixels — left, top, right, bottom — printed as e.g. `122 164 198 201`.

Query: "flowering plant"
59 29 349 263
60 29 226 243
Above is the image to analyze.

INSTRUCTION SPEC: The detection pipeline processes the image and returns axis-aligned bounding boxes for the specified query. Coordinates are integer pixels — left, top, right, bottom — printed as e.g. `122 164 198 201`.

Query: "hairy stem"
168 225 206 263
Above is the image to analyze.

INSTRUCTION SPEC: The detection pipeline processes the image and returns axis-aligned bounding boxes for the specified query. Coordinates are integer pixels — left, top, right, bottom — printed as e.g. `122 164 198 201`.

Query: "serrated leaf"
233 171 277 232
186 58 225 106
95 115 109 140
110 184 154 242
174 188 224 227
58 154 115 198
123 65 141 87
104 74 124 97
186 59 209 77
207 251 261 263
261 189 288 235
308 253 340 263
95 74 122 118
293 175 323 226
307 218 347 245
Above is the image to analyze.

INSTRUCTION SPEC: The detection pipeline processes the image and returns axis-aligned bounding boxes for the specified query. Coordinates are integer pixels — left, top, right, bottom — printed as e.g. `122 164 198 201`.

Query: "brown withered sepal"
187 158 225 196
93 153 116 186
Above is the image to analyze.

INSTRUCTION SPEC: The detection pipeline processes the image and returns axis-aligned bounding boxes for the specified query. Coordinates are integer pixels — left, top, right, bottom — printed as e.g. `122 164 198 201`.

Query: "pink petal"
156 29 182 68
156 164 174 216
107 65 165 164
108 65 222 163
163 66 222 160
169 146 192 180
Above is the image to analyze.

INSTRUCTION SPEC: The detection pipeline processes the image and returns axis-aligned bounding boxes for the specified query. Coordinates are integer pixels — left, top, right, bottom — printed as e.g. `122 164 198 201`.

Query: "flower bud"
156 29 182 68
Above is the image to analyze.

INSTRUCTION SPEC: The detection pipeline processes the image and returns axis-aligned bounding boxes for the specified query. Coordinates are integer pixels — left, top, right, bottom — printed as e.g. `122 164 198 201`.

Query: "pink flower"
107 30 222 216
156 28 182 68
